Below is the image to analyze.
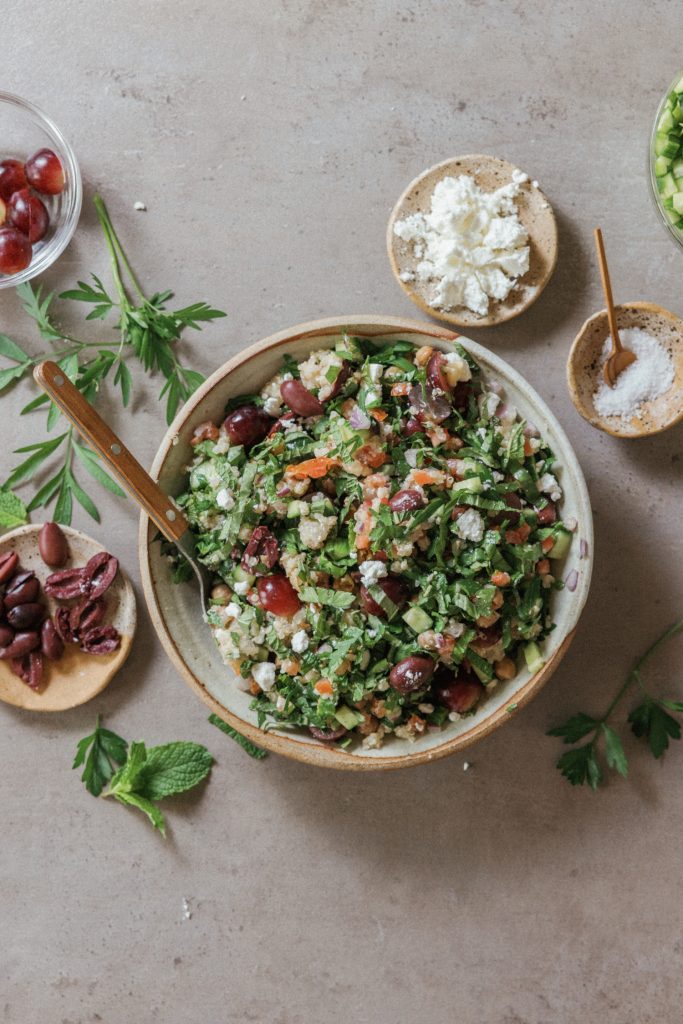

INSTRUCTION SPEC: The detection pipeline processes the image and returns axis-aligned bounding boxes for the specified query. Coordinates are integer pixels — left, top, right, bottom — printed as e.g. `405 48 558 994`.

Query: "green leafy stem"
0 194 225 526
549 618 683 789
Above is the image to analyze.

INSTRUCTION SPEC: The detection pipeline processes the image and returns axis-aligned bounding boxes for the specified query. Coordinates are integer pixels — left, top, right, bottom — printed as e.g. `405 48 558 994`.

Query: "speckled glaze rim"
567 301 683 438
139 315 593 771
387 154 559 329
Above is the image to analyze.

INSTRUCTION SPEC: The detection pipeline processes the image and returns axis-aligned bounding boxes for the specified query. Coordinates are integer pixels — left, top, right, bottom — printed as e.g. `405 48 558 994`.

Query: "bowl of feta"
139 315 592 770
388 155 558 328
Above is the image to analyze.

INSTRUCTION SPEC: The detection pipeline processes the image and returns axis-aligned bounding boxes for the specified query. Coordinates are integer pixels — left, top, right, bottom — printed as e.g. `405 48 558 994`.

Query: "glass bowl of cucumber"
650 70 683 246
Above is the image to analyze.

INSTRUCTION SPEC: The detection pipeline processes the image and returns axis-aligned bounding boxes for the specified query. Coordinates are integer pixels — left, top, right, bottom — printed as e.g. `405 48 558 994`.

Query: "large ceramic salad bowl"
139 315 593 770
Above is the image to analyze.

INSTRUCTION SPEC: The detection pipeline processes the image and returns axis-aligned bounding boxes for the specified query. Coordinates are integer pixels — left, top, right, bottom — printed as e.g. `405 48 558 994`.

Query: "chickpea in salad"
177 335 573 750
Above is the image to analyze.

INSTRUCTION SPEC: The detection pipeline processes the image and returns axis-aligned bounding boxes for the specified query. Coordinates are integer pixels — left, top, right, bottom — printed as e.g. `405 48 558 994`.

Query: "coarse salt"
593 329 674 419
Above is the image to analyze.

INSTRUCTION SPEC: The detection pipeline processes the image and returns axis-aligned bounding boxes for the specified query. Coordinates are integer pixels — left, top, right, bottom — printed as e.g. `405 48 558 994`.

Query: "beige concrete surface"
1 2 683 1021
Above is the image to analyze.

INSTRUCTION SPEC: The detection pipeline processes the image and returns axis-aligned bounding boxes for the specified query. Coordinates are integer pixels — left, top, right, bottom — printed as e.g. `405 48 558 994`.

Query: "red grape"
25 148 65 195
280 379 324 417
0 159 27 201
0 228 32 275
0 198 5 227
389 655 435 694
7 188 49 243
359 576 410 618
223 405 271 448
257 574 302 618
433 670 483 713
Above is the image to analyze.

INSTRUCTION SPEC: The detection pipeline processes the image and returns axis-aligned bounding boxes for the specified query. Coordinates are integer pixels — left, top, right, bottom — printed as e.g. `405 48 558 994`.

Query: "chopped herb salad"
177 336 573 750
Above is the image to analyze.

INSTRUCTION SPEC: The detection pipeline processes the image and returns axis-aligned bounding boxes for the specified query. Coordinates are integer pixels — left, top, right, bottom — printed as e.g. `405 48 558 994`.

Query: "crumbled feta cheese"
511 169 529 185
393 174 530 316
252 661 276 691
298 513 337 550
215 488 235 510
492 470 504 483
399 270 415 282
368 363 384 384
443 352 472 386
133 200 147 211
463 760 472 771
291 630 309 654
359 560 388 587
233 580 250 596
455 508 485 543
404 448 419 468
538 473 562 502
276 695 287 712
263 396 282 416
448 711 462 722
484 392 500 417
225 602 241 619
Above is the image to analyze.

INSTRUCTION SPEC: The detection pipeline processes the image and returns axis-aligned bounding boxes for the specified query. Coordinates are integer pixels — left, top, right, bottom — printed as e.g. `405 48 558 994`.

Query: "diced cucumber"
452 476 484 494
524 641 545 674
402 606 433 633
661 138 680 159
233 566 256 585
335 334 363 361
659 108 675 132
663 196 675 210
334 705 364 730
673 193 683 215
286 500 309 518
655 133 671 156
664 205 683 225
549 528 572 560
672 157 683 178
658 172 677 197
325 536 350 559
674 75 683 94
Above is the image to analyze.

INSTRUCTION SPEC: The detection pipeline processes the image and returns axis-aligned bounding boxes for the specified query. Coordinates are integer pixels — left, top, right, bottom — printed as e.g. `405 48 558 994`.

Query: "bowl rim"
139 314 593 770
648 70 683 251
567 300 683 438
386 154 559 328
0 91 82 289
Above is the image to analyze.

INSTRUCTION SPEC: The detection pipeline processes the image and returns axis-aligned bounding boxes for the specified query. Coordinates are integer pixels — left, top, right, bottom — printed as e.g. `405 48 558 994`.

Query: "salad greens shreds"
178 335 573 750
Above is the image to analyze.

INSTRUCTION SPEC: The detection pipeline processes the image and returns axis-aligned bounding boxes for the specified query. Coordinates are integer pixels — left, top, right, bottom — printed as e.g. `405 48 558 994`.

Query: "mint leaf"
135 741 213 800
114 791 166 835
0 488 28 529
602 724 628 777
209 713 268 759
73 717 128 797
107 740 147 795
299 586 356 609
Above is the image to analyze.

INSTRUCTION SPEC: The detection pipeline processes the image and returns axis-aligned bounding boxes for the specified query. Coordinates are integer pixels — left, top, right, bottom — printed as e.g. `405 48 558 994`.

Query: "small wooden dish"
387 154 558 328
0 524 136 711
567 302 683 438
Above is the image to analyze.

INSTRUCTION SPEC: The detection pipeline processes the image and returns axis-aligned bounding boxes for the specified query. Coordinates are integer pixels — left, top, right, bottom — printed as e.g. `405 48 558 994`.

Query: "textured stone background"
2 2 683 1022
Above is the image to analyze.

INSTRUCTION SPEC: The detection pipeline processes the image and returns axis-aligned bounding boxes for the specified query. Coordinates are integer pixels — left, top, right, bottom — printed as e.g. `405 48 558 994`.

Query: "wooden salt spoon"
594 227 637 386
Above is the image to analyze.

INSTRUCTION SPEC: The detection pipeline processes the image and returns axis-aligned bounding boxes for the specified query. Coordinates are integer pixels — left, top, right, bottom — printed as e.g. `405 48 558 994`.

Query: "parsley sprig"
0 194 225 525
73 716 213 835
549 618 683 789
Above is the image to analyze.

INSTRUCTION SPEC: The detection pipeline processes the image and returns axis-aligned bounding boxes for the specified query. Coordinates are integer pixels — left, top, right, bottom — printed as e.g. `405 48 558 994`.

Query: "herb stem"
601 617 683 723
93 194 146 302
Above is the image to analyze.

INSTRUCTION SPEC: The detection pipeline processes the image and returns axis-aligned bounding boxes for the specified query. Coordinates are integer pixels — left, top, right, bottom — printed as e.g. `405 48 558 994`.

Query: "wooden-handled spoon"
594 227 637 386
33 360 212 610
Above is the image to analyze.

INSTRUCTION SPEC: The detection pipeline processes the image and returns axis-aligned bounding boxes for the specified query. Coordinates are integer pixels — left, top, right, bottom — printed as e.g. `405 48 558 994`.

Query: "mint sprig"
74 719 213 834
0 487 28 529
549 618 683 788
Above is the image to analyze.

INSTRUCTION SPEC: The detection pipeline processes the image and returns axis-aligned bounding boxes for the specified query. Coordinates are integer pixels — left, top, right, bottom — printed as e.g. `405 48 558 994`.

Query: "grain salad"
177 336 573 750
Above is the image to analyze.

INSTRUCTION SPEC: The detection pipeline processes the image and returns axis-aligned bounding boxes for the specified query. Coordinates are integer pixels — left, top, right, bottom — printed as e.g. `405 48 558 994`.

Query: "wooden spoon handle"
34 360 189 543
594 227 622 352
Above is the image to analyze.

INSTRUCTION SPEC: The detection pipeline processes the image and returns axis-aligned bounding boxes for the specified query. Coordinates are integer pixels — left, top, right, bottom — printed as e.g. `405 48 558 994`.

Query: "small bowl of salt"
567 302 683 438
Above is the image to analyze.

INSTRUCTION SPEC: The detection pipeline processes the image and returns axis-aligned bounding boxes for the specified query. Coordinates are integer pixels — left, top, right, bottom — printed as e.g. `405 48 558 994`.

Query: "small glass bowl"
649 69 683 250
0 92 82 289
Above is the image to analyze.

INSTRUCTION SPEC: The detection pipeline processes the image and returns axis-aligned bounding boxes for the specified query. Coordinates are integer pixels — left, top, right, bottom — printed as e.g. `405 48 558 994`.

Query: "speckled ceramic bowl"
387 155 558 329
567 302 683 438
0 524 136 711
140 316 593 770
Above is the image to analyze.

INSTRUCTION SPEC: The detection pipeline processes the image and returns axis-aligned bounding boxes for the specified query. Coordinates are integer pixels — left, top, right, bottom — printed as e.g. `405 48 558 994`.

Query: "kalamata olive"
241 526 279 574
0 550 18 584
41 618 64 661
11 651 44 690
408 383 451 424
433 670 484 713
389 488 425 514
490 491 522 526
327 360 353 400
80 625 121 655
280 379 325 417
426 352 450 393
471 622 503 656
536 501 557 526
0 630 40 659
44 567 88 600
359 576 410 618
54 606 78 644
0 624 14 647
452 381 473 412
4 572 39 609
257 574 302 618
84 551 119 600
402 416 425 437
309 725 347 742
38 521 69 567
7 603 44 630
223 405 272 448
69 596 106 635
389 655 435 695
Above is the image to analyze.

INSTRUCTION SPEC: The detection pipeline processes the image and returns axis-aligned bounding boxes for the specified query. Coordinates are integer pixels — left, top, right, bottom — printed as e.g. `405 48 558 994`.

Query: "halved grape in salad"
177 336 573 750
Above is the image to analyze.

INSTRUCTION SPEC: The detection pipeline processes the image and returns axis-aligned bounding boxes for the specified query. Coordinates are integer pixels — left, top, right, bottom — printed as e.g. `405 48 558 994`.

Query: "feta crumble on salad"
177 335 573 750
